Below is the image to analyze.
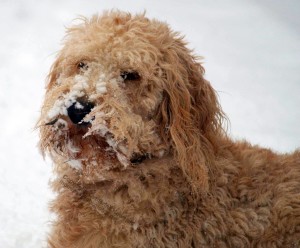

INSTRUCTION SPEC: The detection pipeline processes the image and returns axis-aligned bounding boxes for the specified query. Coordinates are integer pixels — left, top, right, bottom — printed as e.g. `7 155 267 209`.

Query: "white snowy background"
0 0 299 247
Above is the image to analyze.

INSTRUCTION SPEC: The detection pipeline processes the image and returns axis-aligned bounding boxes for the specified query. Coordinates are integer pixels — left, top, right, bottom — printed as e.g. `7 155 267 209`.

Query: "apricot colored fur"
38 11 300 248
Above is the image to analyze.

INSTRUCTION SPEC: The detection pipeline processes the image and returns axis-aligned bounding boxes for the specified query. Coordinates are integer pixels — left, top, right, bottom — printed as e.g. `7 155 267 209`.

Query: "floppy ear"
46 55 63 90
158 38 225 194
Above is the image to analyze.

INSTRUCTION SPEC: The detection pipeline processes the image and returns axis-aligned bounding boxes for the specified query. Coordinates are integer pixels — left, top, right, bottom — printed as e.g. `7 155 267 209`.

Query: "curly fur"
38 11 300 248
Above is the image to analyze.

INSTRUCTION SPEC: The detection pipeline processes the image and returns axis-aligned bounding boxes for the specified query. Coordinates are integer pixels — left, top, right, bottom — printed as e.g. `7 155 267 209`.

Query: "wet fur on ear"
158 37 226 194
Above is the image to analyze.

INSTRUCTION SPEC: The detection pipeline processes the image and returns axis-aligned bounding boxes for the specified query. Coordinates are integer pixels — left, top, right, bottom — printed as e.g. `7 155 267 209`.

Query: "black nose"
67 101 94 125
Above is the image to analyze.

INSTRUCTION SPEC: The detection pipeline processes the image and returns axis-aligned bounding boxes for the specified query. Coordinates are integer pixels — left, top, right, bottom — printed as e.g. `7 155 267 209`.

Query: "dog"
38 11 300 248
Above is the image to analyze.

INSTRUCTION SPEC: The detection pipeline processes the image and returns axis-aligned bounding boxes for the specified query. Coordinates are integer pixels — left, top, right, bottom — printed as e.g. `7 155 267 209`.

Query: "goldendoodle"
38 11 300 248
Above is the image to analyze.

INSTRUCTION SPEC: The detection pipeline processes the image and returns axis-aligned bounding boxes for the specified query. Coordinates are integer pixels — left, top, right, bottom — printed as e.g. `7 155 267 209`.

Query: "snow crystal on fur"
67 159 82 170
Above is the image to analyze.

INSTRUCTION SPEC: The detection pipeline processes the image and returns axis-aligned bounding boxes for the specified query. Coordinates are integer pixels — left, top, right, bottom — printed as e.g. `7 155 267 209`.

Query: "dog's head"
38 11 225 193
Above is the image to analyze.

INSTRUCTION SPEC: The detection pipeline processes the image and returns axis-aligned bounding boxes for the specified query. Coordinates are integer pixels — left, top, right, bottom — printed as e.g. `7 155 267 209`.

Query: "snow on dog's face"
39 12 169 172
39 11 224 191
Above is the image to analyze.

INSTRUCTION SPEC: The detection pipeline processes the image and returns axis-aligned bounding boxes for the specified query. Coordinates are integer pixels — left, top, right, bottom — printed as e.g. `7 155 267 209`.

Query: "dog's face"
39 12 224 192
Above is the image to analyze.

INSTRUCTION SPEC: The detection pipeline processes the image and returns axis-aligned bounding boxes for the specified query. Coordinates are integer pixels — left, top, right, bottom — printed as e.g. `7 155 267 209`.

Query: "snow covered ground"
0 0 299 247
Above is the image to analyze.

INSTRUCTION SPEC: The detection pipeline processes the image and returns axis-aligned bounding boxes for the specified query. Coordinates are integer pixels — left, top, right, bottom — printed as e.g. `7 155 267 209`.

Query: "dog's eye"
77 62 88 71
120 71 141 81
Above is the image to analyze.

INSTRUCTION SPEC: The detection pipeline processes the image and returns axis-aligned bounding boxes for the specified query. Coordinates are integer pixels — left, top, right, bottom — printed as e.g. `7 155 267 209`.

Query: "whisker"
45 119 58 126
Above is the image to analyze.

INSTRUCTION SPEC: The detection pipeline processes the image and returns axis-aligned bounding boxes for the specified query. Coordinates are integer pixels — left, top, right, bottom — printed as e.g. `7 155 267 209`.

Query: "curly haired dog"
38 11 300 248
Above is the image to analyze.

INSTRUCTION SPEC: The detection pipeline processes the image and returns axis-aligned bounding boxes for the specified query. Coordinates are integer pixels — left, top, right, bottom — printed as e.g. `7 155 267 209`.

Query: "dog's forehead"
62 16 168 67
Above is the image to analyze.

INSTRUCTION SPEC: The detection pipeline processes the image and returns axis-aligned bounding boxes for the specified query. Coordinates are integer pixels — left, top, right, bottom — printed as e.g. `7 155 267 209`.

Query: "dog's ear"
46 55 64 90
158 37 225 194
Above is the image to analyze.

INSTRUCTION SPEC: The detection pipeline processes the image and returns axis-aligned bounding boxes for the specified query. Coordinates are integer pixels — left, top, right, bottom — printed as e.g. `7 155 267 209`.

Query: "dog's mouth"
45 115 149 168
129 153 149 164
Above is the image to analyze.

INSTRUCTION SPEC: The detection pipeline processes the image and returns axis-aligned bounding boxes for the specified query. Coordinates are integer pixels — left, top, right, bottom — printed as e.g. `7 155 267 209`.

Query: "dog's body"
38 11 300 248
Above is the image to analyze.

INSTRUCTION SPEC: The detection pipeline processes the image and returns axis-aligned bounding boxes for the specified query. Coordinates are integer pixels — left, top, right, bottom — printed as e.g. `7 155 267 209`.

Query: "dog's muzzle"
67 101 94 125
